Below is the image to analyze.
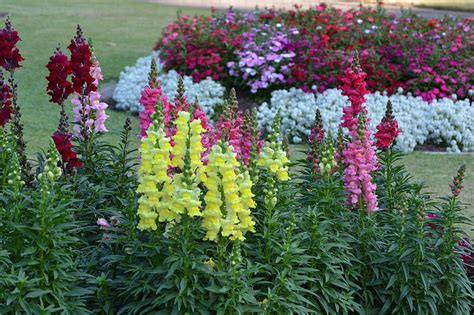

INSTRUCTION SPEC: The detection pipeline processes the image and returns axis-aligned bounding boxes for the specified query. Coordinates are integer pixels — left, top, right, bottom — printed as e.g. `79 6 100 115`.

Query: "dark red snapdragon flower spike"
46 47 73 104
339 52 369 131
52 133 82 169
374 100 400 150
0 72 13 127
67 25 95 94
51 108 82 170
0 17 24 72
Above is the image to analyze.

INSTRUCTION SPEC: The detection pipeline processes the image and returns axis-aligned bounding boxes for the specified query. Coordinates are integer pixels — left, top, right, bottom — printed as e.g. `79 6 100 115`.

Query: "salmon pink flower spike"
0 17 24 72
339 53 369 132
46 47 73 104
375 100 400 150
343 113 379 212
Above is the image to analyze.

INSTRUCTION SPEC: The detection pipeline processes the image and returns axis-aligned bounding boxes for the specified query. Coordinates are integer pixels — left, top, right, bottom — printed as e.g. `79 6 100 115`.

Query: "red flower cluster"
0 78 12 127
51 132 82 169
68 26 95 94
0 18 24 72
374 101 400 150
339 58 369 131
155 15 237 82
46 47 73 104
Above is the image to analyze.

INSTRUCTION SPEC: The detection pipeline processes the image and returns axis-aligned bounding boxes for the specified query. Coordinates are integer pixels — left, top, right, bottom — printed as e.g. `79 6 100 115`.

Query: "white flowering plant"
113 53 225 118
257 88 474 152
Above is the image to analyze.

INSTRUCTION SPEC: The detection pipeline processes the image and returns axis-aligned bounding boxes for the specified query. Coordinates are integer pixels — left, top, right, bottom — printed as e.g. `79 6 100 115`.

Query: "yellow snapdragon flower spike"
257 145 290 182
137 121 172 231
168 111 205 218
202 142 256 242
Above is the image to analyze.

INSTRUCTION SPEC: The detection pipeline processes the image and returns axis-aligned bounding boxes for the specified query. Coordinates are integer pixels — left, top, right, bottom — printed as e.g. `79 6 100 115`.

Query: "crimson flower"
51 133 82 168
46 47 73 104
0 18 24 72
374 101 400 150
67 25 95 94
339 56 370 131
0 77 12 127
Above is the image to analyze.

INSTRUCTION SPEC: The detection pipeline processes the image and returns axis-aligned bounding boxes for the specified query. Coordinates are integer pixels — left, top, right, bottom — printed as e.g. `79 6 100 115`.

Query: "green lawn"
3 0 473 232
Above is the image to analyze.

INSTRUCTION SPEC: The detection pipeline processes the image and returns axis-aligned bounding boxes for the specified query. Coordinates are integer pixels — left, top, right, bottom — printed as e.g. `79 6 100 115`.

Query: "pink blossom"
96 218 110 229
138 84 171 137
342 122 379 212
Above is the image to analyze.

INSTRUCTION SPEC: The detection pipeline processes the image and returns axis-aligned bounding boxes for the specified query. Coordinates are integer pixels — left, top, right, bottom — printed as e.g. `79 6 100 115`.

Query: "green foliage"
1 118 473 313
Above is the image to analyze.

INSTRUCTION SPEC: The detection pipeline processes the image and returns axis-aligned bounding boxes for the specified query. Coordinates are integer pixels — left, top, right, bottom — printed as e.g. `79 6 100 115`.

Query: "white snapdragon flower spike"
113 52 225 116
257 88 474 153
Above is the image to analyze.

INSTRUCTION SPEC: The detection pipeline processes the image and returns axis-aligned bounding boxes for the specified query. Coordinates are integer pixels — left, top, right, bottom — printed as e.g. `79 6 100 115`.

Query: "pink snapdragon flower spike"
211 89 263 165
138 64 171 138
343 112 379 212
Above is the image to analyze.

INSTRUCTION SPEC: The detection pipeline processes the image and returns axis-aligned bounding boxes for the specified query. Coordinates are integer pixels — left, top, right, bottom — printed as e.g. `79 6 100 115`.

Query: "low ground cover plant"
0 18 473 314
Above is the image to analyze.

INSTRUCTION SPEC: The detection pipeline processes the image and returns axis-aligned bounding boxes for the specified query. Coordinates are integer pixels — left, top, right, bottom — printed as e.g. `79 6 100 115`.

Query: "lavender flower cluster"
228 24 298 93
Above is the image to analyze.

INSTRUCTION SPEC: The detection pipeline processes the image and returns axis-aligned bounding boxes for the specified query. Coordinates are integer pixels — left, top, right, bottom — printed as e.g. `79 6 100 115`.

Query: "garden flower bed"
0 18 473 313
113 5 474 153
155 5 473 102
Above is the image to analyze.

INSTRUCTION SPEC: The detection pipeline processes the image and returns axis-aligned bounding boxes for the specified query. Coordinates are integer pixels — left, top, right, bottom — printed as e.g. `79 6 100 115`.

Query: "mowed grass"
3 1 474 233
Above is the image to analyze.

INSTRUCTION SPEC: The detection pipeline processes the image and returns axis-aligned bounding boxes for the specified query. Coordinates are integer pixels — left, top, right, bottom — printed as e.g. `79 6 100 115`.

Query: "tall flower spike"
335 126 345 163
137 104 174 229
202 141 256 241
308 109 325 173
38 140 62 195
0 17 24 72
0 72 12 127
6 152 24 191
139 61 171 137
342 112 379 212
46 46 73 105
308 109 325 145
450 164 466 197
375 100 400 150
174 77 189 113
68 25 95 94
319 132 337 178
163 111 205 219
339 52 369 131
257 111 290 182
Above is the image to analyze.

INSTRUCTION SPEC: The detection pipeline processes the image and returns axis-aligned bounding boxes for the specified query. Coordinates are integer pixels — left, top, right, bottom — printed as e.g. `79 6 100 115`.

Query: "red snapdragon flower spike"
51 132 82 168
374 101 400 150
67 25 95 94
339 55 369 131
0 18 24 72
0 77 13 127
46 47 73 104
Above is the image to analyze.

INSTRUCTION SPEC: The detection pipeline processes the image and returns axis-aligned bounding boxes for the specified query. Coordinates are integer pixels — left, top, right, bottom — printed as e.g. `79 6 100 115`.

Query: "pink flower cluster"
71 58 108 137
343 119 379 212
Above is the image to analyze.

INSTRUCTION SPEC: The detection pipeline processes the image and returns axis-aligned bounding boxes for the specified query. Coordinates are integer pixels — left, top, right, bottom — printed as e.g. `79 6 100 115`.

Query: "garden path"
146 0 473 18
